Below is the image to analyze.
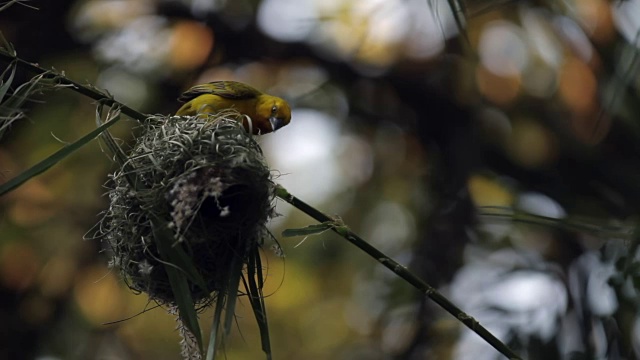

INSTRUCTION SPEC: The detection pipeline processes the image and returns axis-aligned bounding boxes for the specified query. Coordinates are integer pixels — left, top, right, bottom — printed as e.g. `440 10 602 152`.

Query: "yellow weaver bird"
176 81 292 135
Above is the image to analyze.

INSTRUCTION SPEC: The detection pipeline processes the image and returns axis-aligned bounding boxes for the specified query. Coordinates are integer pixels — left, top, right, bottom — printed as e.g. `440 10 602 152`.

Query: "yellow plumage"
176 81 291 135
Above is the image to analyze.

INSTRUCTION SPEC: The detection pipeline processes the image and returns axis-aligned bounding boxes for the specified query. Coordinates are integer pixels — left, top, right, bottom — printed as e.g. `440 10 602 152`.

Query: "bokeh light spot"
38 255 78 299
72 0 153 41
468 175 514 207
507 118 557 168
0 243 40 291
521 9 564 69
612 0 640 45
559 57 597 115
262 108 343 205
479 21 530 77
575 0 615 44
258 0 317 42
73 266 125 326
517 192 566 218
97 67 150 109
169 21 214 70
7 180 56 226
476 65 521 105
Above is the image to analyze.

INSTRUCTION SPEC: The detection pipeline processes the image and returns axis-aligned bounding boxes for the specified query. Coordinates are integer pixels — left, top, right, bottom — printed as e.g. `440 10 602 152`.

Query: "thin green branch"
245 249 272 359
445 0 470 45
0 48 147 122
0 0 38 12
0 104 121 195
0 46 150 196
478 206 634 239
275 185 522 360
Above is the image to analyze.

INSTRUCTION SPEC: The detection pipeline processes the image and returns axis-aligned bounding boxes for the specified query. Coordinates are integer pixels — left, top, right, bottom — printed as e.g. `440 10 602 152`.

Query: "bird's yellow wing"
177 81 263 102
175 80 291 134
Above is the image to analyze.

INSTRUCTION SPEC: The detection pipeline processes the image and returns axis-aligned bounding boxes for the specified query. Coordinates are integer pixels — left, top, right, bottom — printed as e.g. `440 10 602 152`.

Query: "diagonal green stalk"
244 248 272 359
0 48 147 123
275 184 522 360
0 45 150 196
0 59 16 103
0 0 38 12
0 105 122 195
478 206 634 238
150 216 204 355
206 291 226 360
444 0 470 45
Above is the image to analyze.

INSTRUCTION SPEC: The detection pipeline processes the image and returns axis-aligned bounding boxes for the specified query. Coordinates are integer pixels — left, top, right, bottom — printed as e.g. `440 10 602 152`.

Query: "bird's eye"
271 105 278 114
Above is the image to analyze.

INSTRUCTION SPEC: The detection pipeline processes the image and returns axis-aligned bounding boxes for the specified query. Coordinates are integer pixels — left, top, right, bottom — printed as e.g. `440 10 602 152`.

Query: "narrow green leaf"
0 60 16 102
165 239 211 297
0 0 38 12
0 106 123 196
281 222 334 237
223 238 246 335
246 249 272 359
444 0 469 44
95 105 141 189
0 61 18 139
6 72 49 103
0 72 46 118
151 221 203 355
0 32 15 56
206 293 226 360
478 206 634 238
0 0 19 11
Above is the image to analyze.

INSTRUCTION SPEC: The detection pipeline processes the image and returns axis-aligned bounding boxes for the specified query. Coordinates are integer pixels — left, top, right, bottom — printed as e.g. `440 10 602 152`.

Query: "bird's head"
256 96 291 133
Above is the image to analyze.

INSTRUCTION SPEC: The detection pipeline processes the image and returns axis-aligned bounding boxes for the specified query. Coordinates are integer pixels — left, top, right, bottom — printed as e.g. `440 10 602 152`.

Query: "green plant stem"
0 50 150 195
0 50 147 122
478 206 634 239
0 109 120 195
275 184 522 360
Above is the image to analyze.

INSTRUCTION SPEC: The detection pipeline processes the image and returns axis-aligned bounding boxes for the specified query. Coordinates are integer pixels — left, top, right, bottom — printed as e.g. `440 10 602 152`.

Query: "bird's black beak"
269 117 285 132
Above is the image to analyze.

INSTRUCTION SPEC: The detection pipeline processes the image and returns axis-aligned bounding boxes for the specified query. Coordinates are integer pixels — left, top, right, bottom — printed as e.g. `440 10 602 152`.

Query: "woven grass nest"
97 111 276 305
